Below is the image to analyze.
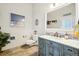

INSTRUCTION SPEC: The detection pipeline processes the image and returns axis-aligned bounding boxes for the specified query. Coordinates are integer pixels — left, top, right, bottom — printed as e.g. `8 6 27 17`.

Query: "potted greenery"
0 31 10 52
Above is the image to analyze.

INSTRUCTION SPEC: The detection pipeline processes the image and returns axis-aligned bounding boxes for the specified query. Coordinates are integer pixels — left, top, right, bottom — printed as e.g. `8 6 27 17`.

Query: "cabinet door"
53 42 62 56
46 40 54 56
38 37 46 56
63 45 79 56
46 40 62 56
53 47 60 56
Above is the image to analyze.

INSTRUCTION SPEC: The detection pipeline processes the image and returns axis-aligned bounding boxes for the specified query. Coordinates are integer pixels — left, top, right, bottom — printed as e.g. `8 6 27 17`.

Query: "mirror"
46 3 76 31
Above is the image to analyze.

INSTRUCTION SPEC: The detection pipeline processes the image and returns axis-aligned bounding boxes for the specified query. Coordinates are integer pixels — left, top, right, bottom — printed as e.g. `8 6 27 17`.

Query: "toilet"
26 35 38 46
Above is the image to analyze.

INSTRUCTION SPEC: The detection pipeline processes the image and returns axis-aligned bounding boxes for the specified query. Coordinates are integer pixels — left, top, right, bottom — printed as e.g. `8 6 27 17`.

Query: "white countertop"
39 35 79 49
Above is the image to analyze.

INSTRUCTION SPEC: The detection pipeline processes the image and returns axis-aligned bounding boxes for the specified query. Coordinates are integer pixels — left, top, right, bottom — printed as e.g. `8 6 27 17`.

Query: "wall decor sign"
10 13 25 27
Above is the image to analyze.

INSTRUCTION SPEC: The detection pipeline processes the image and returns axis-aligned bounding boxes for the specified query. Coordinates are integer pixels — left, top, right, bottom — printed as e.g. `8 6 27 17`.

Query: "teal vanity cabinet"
46 40 63 56
38 37 79 56
63 45 79 56
38 37 46 56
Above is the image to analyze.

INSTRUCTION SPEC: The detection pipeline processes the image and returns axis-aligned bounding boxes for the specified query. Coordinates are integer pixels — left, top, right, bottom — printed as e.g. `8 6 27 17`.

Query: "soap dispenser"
64 32 69 39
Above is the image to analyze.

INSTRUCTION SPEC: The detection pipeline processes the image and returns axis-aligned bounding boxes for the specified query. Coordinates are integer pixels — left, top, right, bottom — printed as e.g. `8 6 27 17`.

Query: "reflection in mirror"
47 3 75 30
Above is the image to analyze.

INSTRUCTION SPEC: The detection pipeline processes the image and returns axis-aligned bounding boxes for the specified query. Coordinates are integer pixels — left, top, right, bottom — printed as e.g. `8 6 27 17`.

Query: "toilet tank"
33 35 38 44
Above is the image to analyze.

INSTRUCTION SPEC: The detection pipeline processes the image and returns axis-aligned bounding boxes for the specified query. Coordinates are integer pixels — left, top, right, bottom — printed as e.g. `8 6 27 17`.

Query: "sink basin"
60 38 79 46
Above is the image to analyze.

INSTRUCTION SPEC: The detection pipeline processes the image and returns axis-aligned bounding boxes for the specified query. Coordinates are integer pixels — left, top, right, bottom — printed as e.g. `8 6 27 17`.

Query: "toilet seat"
26 40 36 45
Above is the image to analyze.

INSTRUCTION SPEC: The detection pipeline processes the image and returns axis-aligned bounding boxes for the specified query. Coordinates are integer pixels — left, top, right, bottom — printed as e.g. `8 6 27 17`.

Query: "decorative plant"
0 31 10 52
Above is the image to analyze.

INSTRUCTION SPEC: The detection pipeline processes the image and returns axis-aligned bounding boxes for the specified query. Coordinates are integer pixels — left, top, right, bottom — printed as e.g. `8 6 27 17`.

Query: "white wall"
32 3 54 35
0 3 33 50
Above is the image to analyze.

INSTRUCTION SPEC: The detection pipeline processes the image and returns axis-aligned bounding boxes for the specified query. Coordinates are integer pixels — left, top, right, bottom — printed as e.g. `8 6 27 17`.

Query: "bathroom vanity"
38 35 79 56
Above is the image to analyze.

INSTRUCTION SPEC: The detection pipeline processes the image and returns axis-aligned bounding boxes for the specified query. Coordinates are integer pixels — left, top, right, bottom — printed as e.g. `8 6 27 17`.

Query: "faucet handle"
54 32 59 37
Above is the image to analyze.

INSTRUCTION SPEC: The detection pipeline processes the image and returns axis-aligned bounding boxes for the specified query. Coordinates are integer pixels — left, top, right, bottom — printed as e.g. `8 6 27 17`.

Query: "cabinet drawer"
46 40 60 48
63 45 78 54
46 40 53 45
